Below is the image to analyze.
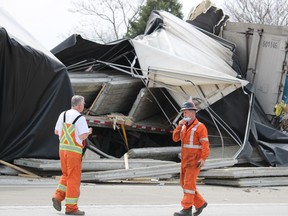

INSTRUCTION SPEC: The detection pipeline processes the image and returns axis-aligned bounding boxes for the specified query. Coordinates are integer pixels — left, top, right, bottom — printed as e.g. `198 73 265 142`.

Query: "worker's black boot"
65 210 85 215
193 202 207 216
174 207 192 216
52 197 61 211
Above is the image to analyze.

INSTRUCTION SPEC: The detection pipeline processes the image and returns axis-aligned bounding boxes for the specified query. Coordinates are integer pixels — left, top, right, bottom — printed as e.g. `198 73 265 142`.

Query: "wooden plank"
107 113 133 126
18 174 40 178
203 177 288 187
0 160 39 177
0 165 19 175
87 83 106 115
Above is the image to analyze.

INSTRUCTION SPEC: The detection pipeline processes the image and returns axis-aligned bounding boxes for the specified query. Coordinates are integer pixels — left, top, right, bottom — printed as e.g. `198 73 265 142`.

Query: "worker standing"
52 95 92 215
173 101 210 216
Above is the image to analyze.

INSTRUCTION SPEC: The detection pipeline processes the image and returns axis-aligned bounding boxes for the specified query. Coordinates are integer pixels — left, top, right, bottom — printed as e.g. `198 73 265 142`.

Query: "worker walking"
172 101 210 216
52 95 92 215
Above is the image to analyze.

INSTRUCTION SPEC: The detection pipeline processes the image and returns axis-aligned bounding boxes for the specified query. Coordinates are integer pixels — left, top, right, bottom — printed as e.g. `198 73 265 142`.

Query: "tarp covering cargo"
0 9 73 162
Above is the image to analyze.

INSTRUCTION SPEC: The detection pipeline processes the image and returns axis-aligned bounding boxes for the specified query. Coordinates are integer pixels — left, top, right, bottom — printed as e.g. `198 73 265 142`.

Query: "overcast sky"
0 0 224 50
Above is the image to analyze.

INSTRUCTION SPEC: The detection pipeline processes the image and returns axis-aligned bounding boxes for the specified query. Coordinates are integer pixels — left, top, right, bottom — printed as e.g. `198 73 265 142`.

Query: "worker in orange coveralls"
173 101 210 216
52 95 92 215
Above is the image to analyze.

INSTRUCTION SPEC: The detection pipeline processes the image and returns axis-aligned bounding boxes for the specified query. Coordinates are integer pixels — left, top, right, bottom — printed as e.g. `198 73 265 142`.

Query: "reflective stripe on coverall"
54 113 83 212
172 118 210 209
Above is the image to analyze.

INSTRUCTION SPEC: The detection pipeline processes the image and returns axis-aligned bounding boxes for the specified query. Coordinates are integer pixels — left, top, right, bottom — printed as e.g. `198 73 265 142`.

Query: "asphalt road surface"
0 176 288 216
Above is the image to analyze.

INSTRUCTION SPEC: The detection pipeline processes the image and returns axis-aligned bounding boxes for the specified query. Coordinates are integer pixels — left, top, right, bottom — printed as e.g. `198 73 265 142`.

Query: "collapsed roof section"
131 10 248 110
133 10 255 164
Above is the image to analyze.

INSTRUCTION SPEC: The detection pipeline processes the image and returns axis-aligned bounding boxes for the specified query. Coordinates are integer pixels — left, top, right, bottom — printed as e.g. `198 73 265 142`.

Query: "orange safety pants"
54 150 82 212
180 163 206 209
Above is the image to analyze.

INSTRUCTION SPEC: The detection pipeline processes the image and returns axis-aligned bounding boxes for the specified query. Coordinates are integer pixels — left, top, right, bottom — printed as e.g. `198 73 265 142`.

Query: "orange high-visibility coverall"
172 118 210 210
54 114 84 213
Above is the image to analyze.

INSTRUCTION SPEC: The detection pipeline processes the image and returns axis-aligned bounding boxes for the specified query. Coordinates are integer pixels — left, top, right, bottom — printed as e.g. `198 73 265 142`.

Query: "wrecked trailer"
51 10 255 164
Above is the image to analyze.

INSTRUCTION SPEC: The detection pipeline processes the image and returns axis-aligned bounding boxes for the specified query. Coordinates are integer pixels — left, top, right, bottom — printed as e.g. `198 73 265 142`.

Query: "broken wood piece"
108 113 133 126
0 160 39 177
18 173 40 178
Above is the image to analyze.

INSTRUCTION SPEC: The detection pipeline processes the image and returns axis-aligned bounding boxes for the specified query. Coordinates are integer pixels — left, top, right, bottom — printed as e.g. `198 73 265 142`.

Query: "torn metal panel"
88 78 144 115
129 88 165 122
70 78 103 107
70 73 134 107
129 87 177 123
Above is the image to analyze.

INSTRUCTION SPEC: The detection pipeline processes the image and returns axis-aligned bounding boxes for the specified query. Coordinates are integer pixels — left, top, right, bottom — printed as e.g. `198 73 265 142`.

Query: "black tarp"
186 6 229 36
0 27 73 162
51 34 140 74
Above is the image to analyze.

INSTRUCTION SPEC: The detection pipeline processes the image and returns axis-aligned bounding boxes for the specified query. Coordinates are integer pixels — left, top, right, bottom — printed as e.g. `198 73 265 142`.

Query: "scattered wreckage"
1 1 288 186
